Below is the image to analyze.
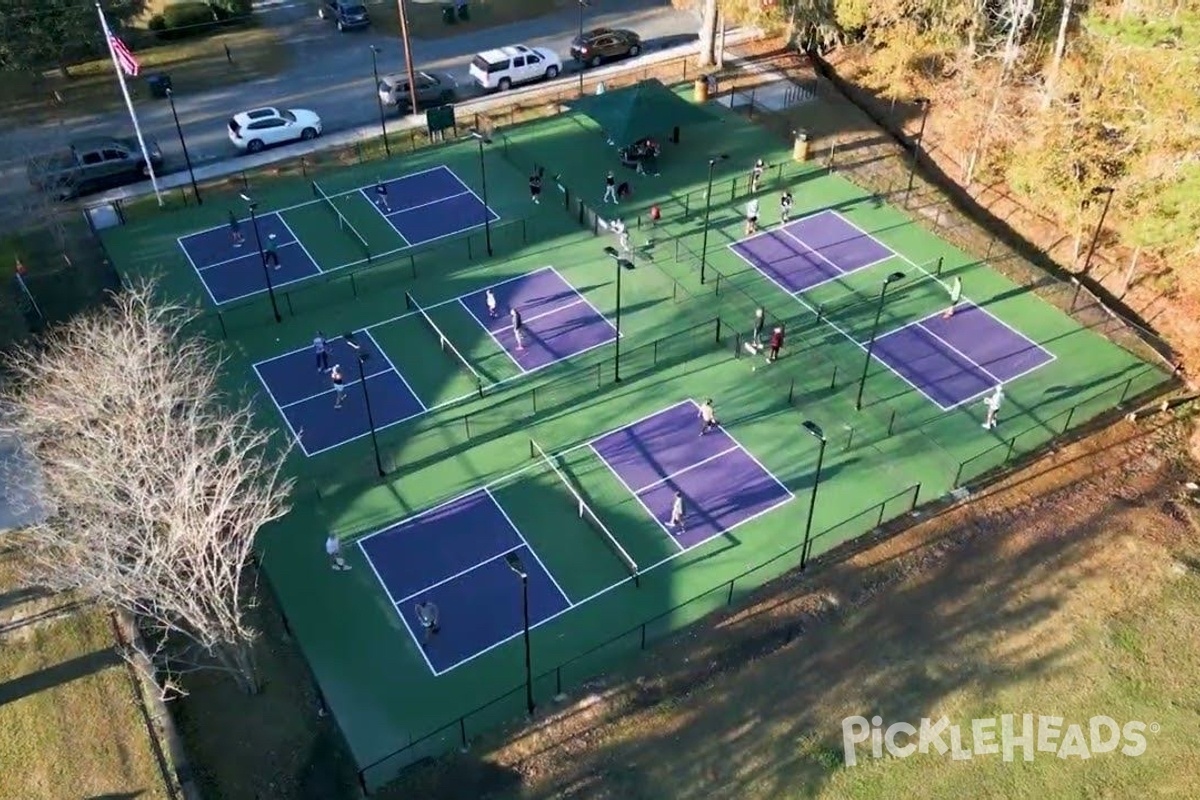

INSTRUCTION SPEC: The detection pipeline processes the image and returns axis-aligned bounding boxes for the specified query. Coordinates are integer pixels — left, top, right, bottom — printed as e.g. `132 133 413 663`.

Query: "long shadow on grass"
0 645 121 706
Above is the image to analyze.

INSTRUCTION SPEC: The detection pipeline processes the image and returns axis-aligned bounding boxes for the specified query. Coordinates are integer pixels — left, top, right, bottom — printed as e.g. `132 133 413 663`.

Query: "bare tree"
1 280 293 696
1041 0 1075 110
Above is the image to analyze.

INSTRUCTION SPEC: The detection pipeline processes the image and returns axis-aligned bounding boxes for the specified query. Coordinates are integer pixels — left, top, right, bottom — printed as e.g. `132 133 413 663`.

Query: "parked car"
469 45 561 91
26 137 164 200
570 28 642 68
377 71 457 112
227 108 323 154
318 0 370 31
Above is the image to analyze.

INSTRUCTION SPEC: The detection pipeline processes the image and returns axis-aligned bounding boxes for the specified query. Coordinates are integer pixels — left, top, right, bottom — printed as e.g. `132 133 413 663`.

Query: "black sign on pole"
426 105 457 141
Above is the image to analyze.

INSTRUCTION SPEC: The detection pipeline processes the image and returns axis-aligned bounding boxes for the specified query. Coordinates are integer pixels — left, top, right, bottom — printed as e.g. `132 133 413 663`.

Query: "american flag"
109 34 140 77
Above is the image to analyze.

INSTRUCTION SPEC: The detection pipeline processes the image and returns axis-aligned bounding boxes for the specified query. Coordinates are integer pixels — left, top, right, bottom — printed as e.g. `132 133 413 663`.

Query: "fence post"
788 377 795 404
531 386 537 415
726 579 735 605
556 667 562 697
935 256 944 276
910 483 921 511
350 273 358 298
459 717 467 750
876 501 886 528
640 623 646 649
409 254 416 279
216 312 227 340
1061 405 1076 434
887 409 896 436
1118 377 1133 405
464 416 471 439
830 364 838 390
224 43 233 64
953 461 965 489
1005 436 1017 463
714 318 721 343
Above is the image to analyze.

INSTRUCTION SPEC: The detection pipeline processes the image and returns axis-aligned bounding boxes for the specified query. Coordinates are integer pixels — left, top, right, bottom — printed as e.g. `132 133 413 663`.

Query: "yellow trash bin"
793 130 811 162
694 76 709 103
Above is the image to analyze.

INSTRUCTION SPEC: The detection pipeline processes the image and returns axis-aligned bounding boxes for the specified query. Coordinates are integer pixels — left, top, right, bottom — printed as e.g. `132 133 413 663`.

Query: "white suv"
469 45 562 91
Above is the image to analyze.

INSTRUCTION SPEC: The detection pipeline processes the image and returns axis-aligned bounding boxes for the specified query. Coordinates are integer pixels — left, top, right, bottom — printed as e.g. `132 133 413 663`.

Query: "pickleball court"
358 399 793 675
176 165 499 305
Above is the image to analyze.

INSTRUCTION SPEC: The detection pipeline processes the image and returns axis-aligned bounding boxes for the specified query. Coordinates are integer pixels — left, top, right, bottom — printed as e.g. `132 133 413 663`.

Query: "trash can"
793 130 811 162
694 76 709 103
441 4 456 24
146 73 172 99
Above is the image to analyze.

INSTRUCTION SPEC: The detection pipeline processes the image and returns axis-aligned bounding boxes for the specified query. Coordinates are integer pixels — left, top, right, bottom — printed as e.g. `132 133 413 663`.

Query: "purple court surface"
178 213 320 305
362 165 499 247
252 331 425 456
731 209 894 296
460 266 618 373
872 301 1055 410
359 489 571 675
590 400 793 550
178 165 498 305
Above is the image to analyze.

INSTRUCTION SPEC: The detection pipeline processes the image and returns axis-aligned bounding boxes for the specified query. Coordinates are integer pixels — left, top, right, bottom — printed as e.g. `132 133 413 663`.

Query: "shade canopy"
566 79 720 147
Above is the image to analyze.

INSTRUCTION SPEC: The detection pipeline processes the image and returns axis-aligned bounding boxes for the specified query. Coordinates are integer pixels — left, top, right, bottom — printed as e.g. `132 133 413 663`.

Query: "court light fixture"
800 420 826 570
602 246 628 382
505 552 535 716
239 193 281 323
369 45 390 157
699 153 730 285
855 272 907 410
904 98 933 206
1081 186 1115 275
467 129 493 255
342 331 385 477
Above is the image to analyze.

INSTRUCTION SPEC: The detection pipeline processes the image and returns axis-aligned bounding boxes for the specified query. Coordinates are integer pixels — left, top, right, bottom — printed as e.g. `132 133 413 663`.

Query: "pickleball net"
311 180 372 263
529 438 640 585
404 290 484 398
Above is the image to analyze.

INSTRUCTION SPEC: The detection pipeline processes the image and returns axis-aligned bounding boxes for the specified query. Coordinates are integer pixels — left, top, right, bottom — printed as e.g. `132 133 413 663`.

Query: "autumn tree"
1 281 293 695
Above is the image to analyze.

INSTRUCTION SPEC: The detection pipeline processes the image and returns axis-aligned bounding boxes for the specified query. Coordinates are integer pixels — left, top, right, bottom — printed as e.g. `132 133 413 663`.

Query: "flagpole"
96 2 163 207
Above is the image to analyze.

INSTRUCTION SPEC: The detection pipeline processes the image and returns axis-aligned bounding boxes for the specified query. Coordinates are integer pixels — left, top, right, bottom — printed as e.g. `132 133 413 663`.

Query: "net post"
404 291 413 311
830 364 838 390
476 379 484 400
464 416 472 439
714 317 721 343
350 273 358 298
529 439 535 460
788 378 795 404
935 256 943 276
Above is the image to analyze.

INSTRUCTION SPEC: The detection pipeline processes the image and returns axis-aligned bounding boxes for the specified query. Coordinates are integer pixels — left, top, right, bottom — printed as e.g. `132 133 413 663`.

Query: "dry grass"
0 546 174 800
367 0 562 41
0 25 292 129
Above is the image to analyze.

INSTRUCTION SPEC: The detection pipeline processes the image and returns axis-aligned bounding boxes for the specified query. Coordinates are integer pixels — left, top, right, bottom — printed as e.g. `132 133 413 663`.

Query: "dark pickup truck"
27 137 164 201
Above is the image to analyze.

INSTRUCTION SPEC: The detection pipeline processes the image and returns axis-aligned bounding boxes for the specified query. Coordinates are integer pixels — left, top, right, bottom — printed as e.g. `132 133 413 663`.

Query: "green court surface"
100 86 1175 790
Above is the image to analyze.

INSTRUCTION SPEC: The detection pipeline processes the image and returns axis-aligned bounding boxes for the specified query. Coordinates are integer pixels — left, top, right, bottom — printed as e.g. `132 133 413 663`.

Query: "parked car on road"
469 45 561 91
227 108 323 154
377 71 457 112
26 137 164 200
570 28 642 68
318 0 370 31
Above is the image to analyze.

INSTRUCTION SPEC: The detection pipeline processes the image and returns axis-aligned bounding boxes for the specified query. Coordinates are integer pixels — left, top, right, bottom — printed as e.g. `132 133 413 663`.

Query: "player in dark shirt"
529 172 542 204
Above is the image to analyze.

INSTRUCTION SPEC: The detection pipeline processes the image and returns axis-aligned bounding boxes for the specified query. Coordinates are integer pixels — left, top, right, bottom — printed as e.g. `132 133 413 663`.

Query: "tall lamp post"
904 98 931 206
800 420 826 570
396 0 420 115
343 332 385 477
854 271 906 410
468 129 493 256
369 46 391 157
576 0 589 95
699 153 728 285
603 246 629 382
504 552 535 717
164 88 200 205
240 193 281 323
1080 186 1115 275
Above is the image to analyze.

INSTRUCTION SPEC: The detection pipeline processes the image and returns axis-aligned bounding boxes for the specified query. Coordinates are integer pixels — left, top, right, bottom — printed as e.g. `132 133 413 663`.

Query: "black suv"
318 0 370 31
26 137 164 200
570 28 642 68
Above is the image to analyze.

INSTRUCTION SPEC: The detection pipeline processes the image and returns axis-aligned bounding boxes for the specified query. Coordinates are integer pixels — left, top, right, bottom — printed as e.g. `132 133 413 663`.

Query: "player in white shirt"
983 385 1003 430
486 289 498 319
698 398 719 436
669 491 686 531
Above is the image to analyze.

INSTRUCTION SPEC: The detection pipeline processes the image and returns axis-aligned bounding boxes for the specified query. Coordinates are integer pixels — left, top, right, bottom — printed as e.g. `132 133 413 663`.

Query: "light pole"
904 97 930 205
504 552 535 717
343 332 385 477
369 46 391 157
164 88 200 205
603 246 629 382
855 271 906 410
576 0 589 95
468 129 493 256
1081 186 1115 275
699 153 728 285
800 420 826 570
240 193 281 323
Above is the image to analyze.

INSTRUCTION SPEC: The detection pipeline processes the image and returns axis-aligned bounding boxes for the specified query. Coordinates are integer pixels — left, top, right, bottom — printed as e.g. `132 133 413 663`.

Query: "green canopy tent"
565 79 721 148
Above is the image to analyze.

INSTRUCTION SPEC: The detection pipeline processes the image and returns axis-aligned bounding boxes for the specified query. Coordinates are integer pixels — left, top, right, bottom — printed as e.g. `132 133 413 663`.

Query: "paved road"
0 0 697 206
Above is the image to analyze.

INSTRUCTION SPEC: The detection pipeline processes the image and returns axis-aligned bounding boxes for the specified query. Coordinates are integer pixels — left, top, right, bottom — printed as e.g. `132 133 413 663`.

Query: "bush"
162 2 219 29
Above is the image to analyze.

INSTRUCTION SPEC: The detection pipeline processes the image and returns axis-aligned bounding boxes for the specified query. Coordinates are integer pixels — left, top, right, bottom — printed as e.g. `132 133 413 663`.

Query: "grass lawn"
0 546 175 799
0 25 292 128
367 0 563 40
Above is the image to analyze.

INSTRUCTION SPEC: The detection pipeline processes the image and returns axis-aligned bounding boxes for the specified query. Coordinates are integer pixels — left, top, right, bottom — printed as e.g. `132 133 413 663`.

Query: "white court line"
586 443 684 549
357 537 439 675
916 324 1005 385
194 240 300 272
457 297 525 371
275 213 323 275
251 361 312 455
385 190 474 218
733 206 837 247
405 209 502 250
362 329 427 410
682 398 795 501
633 445 742 494
545 265 620 334
394 543 526 606
524 298 587 324
176 237 222 307
358 186 412 248
278 373 371 410
484 487 574 607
